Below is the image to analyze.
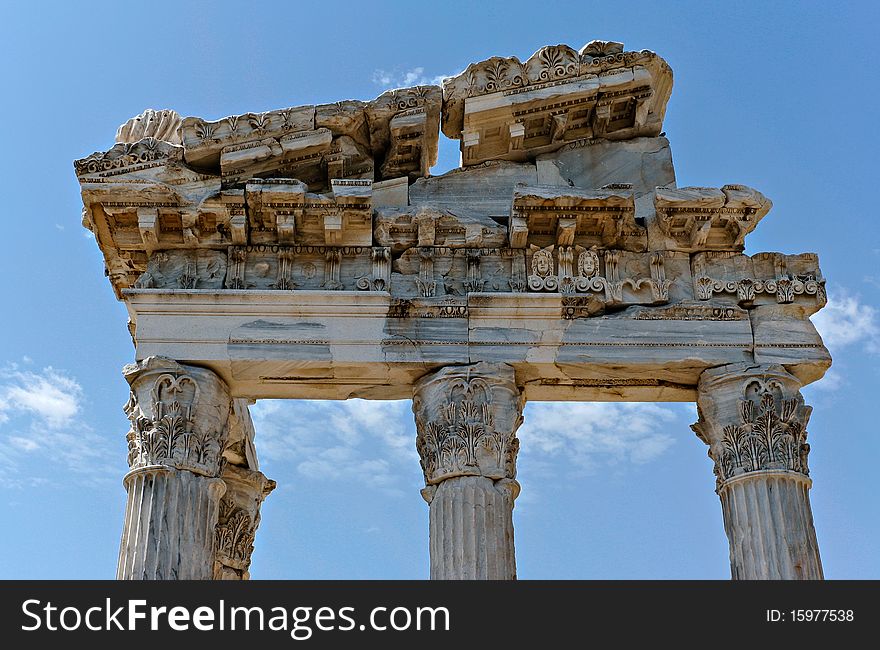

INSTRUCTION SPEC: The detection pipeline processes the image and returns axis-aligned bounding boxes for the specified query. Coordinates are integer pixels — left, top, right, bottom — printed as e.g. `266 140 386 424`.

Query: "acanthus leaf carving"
214 497 256 572
693 375 812 490
414 370 521 485
124 366 227 477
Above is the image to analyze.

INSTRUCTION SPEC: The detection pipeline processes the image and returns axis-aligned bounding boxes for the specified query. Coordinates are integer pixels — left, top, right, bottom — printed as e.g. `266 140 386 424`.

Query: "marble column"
413 362 523 580
692 363 823 580
118 356 231 580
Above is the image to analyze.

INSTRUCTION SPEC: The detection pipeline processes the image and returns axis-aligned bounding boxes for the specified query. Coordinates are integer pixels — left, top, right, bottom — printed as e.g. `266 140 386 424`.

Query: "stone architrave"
118 356 232 580
412 362 523 580
691 364 823 580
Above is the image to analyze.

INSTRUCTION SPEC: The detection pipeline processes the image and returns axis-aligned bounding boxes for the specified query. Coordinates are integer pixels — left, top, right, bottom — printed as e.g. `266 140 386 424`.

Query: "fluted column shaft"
118 357 233 580
413 362 523 580
118 467 225 579
693 363 823 580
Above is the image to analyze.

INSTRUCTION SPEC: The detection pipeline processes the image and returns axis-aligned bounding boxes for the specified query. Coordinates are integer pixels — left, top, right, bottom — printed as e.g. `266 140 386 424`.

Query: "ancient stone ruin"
75 40 830 580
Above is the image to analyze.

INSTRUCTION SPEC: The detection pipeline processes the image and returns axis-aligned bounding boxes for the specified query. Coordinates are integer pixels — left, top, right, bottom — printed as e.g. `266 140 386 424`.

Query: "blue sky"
0 1 877 579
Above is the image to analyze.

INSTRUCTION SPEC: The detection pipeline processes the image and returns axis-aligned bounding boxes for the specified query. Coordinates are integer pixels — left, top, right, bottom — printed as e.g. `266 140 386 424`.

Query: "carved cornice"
442 41 673 160
510 184 643 250
654 185 772 251
74 138 182 177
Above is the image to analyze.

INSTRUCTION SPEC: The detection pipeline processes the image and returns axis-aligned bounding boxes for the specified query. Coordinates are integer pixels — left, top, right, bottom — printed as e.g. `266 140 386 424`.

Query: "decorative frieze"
134 249 227 290
525 246 678 306
221 245 376 292
693 252 826 313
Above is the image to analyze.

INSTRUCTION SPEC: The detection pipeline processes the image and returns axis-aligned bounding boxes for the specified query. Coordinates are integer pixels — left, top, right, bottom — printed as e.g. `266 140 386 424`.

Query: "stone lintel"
121 289 827 402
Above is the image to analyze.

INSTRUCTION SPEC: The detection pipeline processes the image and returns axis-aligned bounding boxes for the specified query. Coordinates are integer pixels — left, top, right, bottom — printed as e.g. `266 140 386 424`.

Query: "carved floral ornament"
696 275 826 306
124 370 226 477
214 497 256 572
527 245 670 303
414 375 522 486
74 138 180 177
447 43 659 101
692 376 812 490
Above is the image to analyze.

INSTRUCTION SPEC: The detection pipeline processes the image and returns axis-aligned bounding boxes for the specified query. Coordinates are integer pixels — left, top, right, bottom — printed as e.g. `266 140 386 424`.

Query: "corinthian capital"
691 364 812 490
122 356 231 477
412 362 523 488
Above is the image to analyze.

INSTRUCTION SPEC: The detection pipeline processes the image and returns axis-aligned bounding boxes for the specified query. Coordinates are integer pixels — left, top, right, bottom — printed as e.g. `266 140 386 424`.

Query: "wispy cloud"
519 402 678 474
0 364 117 488
0 366 82 428
252 397 681 494
251 399 419 495
811 287 879 353
372 67 452 89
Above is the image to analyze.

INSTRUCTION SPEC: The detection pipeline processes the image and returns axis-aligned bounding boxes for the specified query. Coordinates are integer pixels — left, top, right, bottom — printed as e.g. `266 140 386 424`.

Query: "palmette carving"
692 252 827 313
413 364 522 485
416 248 436 297
692 367 812 490
74 138 181 177
123 358 230 478
116 109 182 145
696 276 825 305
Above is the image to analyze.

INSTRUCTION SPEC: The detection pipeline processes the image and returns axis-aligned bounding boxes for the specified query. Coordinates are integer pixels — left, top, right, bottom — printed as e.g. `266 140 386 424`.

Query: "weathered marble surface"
652 185 772 252
414 363 522 579
75 38 832 582
118 357 272 580
692 363 823 579
441 42 672 165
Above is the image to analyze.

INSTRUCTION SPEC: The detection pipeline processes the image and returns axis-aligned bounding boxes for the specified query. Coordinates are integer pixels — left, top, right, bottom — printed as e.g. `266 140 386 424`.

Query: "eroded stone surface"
74 38 832 582
692 364 823 579
442 42 672 165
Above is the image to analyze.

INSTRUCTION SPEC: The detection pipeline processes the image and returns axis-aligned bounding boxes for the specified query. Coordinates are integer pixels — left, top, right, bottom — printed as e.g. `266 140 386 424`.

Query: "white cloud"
519 402 678 473
811 287 880 353
0 365 118 487
0 367 82 428
251 399 418 494
251 397 681 492
9 437 39 451
372 67 452 89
